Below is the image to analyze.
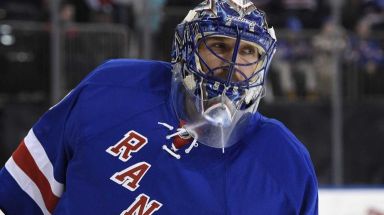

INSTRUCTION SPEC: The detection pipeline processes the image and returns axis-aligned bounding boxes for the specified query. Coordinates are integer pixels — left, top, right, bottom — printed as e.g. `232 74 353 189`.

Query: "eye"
240 46 256 55
208 42 228 53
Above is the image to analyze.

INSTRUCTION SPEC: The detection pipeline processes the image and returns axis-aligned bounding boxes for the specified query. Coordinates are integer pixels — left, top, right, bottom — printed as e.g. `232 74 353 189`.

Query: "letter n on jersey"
106 130 148 162
121 193 162 215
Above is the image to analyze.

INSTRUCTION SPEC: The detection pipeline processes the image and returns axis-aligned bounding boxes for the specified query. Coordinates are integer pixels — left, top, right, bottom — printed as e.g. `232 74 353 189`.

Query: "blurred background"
0 0 383 213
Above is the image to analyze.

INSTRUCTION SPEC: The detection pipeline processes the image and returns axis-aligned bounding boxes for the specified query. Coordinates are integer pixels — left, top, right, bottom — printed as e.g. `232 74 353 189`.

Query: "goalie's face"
197 35 263 84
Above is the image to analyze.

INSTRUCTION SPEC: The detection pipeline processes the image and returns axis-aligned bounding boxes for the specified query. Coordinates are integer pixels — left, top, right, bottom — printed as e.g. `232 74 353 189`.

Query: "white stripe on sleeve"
24 129 64 197
5 157 51 215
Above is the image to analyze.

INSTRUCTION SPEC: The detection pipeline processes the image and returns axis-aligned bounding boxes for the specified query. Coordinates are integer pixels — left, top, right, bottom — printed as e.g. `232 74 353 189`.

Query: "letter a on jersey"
106 130 148 162
111 162 151 191
121 194 162 215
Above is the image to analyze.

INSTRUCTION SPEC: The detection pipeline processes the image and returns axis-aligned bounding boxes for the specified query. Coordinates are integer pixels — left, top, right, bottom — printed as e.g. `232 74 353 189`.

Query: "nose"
213 52 250 82
221 50 233 64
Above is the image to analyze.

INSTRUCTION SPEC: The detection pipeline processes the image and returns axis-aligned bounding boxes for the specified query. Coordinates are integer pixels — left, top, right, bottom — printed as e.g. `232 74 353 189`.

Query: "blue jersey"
0 59 318 215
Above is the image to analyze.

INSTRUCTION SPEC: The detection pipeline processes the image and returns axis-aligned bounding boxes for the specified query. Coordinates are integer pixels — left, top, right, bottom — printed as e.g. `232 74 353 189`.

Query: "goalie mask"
170 0 277 150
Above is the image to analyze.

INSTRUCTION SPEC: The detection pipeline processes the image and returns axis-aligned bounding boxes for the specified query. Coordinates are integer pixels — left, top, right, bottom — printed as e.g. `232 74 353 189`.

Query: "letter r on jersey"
106 130 148 162
121 193 162 215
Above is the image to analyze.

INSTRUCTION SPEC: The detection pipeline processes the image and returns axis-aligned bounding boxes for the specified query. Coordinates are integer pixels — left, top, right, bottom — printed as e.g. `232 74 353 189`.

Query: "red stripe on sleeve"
12 141 60 213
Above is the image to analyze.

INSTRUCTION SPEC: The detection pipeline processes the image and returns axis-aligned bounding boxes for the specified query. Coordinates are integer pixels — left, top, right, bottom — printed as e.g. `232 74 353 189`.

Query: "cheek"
199 51 222 70
236 65 257 79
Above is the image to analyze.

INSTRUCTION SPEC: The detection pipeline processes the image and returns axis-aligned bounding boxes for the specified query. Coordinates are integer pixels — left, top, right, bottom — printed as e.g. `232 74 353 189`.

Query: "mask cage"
194 33 267 86
179 20 275 87
176 19 275 110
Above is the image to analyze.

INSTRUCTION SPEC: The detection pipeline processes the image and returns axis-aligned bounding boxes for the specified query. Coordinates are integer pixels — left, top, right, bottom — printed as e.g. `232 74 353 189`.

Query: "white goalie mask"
170 0 277 150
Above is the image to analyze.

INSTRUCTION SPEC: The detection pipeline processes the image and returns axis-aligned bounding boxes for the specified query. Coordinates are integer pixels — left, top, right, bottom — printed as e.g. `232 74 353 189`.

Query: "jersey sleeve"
0 86 83 215
300 149 319 215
